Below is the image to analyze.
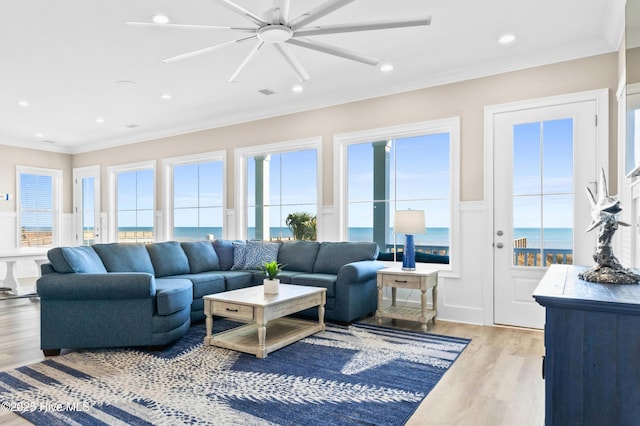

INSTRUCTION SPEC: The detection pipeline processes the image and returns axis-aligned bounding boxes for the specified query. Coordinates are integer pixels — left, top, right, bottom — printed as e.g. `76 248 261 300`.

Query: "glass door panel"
512 118 573 267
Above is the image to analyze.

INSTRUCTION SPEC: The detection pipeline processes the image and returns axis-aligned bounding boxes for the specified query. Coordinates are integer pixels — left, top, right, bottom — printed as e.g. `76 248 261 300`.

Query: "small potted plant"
261 260 284 294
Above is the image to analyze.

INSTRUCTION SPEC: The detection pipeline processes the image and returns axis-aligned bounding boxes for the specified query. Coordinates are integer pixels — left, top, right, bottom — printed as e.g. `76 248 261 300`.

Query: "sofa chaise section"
38 245 193 355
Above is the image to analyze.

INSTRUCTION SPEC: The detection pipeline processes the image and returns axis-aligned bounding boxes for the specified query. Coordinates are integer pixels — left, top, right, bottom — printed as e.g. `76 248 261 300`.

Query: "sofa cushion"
167 272 225 298
278 241 320 273
181 241 220 273
231 241 248 270
93 243 155 274
214 271 254 291
251 270 302 284
242 241 281 270
154 278 193 316
146 241 190 278
213 239 242 271
291 273 336 298
313 242 379 274
47 246 107 274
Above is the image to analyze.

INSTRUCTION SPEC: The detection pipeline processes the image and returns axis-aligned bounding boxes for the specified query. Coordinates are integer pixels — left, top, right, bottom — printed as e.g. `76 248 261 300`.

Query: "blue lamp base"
402 234 416 271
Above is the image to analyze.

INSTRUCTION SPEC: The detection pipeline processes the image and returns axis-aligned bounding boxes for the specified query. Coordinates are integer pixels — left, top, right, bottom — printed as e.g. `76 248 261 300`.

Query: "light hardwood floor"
0 296 545 426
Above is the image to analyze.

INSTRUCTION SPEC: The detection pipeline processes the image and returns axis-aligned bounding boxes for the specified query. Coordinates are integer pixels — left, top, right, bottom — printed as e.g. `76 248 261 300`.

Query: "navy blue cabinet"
533 265 640 426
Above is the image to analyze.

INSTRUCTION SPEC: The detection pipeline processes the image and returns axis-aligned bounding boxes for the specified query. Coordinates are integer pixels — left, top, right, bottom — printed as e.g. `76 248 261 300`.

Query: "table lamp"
394 210 425 271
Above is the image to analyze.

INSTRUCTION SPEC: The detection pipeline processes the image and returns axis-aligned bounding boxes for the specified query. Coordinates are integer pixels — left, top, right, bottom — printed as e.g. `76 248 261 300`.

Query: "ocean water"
119 226 573 250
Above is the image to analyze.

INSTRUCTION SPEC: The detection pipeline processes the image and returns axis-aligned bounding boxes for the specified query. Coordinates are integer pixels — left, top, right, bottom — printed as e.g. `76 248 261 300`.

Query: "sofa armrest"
37 272 156 300
337 261 385 285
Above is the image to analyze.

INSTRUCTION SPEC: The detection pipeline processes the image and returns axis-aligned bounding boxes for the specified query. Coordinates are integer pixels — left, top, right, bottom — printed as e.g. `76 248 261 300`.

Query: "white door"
73 166 101 245
493 100 600 328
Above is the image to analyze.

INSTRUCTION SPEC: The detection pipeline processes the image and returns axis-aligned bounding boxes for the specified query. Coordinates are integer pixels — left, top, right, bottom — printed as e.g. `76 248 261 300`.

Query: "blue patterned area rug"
0 320 469 425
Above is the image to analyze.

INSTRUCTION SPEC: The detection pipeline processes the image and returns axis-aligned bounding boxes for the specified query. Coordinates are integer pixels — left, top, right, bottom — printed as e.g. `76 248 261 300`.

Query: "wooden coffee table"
203 284 326 358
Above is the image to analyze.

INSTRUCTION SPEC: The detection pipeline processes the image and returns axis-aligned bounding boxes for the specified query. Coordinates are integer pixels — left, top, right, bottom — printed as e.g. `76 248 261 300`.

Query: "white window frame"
162 150 227 241
107 160 156 242
16 165 63 248
334 118 461 276
73 165 101 245
234 137 323 240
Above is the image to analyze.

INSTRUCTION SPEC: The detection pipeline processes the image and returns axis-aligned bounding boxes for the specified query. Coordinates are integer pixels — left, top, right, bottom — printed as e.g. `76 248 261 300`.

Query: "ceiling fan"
126 0 431 83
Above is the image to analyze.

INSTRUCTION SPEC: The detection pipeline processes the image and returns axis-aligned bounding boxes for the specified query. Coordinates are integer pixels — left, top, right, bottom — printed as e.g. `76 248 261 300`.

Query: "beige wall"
0 145 72 212
26 52 617 214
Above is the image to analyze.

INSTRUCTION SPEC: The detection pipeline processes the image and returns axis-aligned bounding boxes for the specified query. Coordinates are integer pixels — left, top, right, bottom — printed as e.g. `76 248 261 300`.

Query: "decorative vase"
263 278 280 294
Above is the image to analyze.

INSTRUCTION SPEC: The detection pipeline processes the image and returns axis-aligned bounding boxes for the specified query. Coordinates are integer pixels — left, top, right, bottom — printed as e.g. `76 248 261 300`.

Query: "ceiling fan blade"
162 35 256 63
286 38 381 66
124 21 256 32
229 41 265 82
214 0 267 26
272 0 291 24
294 17 432 37
274 43 310 82
289 0 356 30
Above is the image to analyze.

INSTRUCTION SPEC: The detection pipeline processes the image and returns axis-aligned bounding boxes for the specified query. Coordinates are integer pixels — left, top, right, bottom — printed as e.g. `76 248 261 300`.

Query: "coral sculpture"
579 169 640 284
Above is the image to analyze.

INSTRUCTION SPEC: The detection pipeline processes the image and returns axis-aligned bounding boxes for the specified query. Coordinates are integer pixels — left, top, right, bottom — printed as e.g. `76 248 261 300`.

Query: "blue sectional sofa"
36 240 383 355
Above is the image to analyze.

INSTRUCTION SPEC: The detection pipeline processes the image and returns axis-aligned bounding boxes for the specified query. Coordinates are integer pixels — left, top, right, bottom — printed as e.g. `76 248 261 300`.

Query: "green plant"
285 212 317 240
261 260 284 280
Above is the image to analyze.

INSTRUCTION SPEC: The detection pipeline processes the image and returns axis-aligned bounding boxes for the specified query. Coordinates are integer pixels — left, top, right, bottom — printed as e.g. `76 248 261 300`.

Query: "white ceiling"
0 0 624 154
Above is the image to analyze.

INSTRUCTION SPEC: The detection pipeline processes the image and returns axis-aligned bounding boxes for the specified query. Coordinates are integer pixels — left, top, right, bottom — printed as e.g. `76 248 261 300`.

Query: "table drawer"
212 302 254 321
382 274 421 287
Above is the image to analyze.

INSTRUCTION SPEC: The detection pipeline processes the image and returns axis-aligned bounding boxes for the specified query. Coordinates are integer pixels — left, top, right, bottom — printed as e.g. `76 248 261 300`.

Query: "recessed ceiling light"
96 117 105 124
292 85 304 93
18 100 29 107
160 93 172 100
116 80 137 88
498 34 516 44
378 62 394 73
152 14 170 24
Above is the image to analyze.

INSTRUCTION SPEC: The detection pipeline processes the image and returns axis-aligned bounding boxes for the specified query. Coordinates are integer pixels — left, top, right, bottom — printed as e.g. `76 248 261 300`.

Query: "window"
73 165 101 246
336 118 460 270
17 166 62 247
512 119 573 266
165 152 225 241
235 138 321 240
109 162 155 242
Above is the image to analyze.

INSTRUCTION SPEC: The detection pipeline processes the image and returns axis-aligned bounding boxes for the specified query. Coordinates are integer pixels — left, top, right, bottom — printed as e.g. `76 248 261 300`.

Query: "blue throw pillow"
231 241 248 270
243 241 281 270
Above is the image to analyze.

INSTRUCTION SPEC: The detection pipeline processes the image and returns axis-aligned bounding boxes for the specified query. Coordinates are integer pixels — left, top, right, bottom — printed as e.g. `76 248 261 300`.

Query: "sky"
512 118 573 229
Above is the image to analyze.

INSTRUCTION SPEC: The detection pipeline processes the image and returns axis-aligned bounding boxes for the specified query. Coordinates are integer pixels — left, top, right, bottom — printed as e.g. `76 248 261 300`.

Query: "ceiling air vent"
258 89 275 96
125 123 140 129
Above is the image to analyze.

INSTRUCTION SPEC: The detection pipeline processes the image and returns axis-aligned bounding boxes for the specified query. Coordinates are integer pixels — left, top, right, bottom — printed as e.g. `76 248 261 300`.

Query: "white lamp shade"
394 210 425 234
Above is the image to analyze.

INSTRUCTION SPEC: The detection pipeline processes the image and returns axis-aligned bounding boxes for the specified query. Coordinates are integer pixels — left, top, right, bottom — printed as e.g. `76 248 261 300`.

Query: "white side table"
375 267 438 332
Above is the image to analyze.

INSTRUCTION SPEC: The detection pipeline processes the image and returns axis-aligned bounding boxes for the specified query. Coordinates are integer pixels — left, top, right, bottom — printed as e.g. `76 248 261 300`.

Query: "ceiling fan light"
152 14 170 24
257 25 293 43
498 34 516 44
378 62 394 73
